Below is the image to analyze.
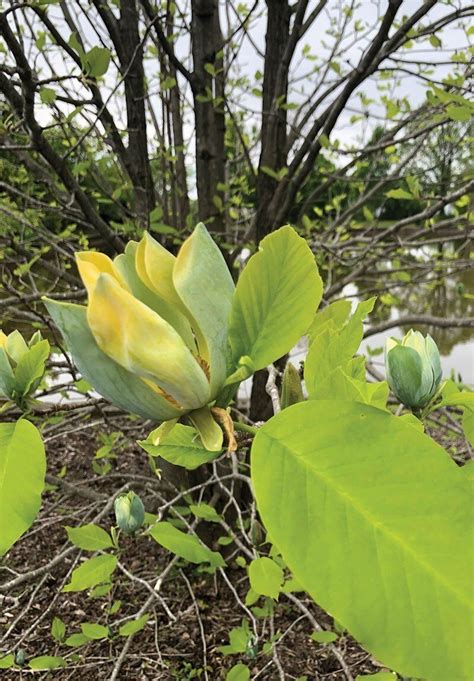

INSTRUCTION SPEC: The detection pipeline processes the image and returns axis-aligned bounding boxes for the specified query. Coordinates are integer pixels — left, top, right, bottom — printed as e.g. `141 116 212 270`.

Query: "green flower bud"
280 361 304 410
385 329 442 409
114 491 145 535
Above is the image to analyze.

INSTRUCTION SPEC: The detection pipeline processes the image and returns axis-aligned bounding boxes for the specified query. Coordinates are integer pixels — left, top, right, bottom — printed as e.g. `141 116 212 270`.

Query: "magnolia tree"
1 225 473 678
0 0 473 677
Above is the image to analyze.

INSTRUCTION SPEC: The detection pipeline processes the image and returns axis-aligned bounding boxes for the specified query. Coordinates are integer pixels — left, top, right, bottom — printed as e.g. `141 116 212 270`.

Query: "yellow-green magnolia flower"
45 223 323 452
385 329 442 409
45 224 235 450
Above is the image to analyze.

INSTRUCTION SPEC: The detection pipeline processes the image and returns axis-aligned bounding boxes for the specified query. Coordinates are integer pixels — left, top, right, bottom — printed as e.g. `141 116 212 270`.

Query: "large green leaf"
173 223 235 397
0 419 46 556
251 400 473 681
312 365 389 410
228 226 322 372
45 299 183 422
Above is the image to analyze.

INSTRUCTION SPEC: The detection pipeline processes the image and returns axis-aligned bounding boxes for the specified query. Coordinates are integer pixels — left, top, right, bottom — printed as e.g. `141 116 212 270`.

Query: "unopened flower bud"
114 491 145 535
385 329 442 409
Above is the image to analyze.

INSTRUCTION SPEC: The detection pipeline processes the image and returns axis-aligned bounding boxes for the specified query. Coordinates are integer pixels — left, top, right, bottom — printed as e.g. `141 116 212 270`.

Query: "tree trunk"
255 0 291 244
119 0 155 226
191 0 226 233
166 9 190 229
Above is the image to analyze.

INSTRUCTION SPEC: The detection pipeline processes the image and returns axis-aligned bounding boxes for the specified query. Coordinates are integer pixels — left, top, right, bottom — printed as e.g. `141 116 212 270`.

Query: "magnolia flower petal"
173 223 235 397
45 299 184 421
383 337 399 389
426 334 442 389
135 232 181 306
404 330 438 403
403 329 425 354
76 251 126 297
188 405 224 452
114 241 196 351
88 274 210 409
387 344 424 408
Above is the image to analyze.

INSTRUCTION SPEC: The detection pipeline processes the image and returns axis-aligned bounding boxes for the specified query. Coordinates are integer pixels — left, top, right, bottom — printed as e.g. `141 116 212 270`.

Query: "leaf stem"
233 421 258 436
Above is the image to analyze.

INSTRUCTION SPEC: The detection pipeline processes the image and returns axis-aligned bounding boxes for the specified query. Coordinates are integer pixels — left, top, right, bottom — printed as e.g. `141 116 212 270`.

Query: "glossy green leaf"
64 633 89 647
63 555 118 592
446 104 472 122
385 188 413 200
149 522 225 567
39 87 57 104
138 423 220 469
248 557 283 600
229 226 323 372
0 347 14 397
436 389 474 410
5 330 28 362
312 365 389 409
251 400 473 681
65 524 114 551
462 461 474 487
0 420 46 556
45 300 182 422
217 621 251 655
51 617 66 642
463 409 474 446
338 297 376 355
82 46 110 78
